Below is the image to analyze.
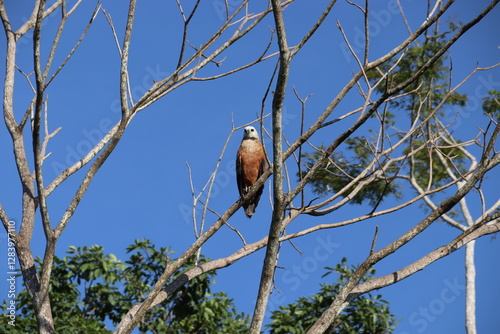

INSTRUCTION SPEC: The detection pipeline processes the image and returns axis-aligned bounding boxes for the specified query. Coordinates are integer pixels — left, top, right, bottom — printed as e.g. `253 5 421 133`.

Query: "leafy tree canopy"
0 239 249 333
267 258 399 333
1 243 397 333
300 22 477 204
483 90 500 120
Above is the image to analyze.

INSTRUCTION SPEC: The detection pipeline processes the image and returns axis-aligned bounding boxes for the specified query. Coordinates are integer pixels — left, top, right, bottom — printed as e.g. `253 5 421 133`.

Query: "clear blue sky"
1 0 499 333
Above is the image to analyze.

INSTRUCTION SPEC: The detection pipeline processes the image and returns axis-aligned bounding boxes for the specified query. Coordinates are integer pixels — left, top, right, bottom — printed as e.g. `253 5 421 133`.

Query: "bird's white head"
243 126 259 140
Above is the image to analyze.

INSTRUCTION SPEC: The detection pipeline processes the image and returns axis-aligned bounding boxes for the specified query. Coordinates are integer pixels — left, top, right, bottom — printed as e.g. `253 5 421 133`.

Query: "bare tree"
1 0 498 333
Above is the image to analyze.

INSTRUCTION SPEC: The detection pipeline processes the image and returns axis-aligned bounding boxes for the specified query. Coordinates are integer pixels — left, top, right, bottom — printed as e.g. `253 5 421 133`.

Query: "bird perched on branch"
236 126 267 218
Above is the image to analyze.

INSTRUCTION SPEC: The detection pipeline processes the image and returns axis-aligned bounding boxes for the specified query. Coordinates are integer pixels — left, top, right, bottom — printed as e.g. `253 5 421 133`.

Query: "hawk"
236 126 267 218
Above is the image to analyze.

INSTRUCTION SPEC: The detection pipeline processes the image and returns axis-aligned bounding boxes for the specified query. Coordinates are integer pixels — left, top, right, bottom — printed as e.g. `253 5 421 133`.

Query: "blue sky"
1 0 499 333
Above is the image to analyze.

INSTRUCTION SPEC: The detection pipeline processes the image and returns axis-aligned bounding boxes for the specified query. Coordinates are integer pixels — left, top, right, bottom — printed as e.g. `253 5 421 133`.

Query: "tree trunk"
17 238 55 334
465 240 476 334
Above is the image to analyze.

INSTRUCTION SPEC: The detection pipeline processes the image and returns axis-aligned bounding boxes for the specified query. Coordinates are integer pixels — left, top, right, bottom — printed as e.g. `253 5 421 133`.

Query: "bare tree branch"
351 221 500 295
307 124 500 332
290 0 337 58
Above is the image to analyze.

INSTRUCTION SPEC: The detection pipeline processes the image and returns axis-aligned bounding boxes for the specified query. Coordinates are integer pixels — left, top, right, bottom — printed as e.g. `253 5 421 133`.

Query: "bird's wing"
236 147 244 197
253 147 267 206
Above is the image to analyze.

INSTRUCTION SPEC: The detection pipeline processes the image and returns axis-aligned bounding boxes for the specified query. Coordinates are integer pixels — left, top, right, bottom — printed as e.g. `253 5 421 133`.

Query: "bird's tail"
243 186 263 218
244 204 256 218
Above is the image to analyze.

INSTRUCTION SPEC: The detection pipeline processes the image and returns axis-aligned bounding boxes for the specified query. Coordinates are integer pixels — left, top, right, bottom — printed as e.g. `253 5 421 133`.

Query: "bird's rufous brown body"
236 126 266 218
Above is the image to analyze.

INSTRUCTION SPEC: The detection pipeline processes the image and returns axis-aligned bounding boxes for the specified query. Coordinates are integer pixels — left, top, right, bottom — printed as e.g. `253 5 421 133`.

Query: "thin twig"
396 0 412 35
369 226 378 255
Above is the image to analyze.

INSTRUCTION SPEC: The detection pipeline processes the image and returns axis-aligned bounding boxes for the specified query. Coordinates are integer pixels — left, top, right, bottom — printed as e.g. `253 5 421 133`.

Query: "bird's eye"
251 129 255 131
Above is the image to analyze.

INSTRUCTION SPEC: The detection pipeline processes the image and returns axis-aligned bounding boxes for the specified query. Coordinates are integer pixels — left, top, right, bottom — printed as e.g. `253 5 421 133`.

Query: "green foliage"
404 138 467 190
367 22 467 118
301 139 402 206
366 24 468 190
267 258 398 333
0 239 249 333
1 244 398 333
482 90 500 120
301 22 470 202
